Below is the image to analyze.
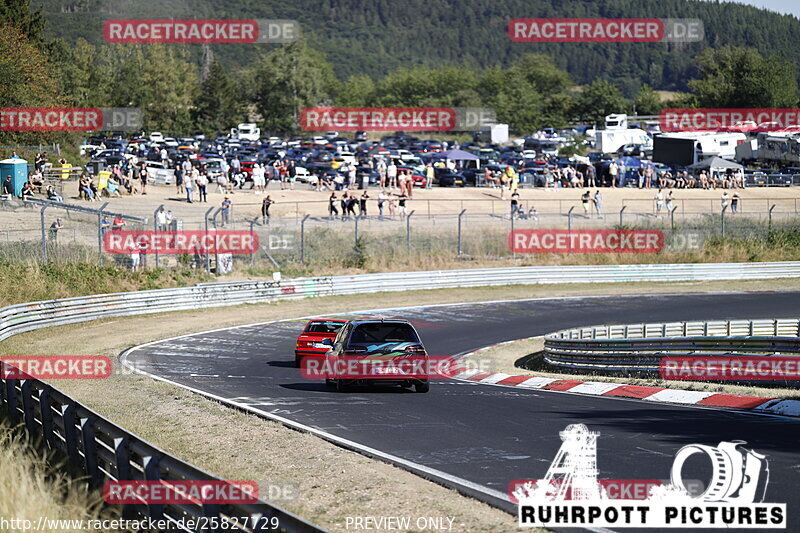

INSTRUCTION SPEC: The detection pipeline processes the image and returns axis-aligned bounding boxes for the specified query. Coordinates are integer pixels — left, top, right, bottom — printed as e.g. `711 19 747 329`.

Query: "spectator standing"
666 190 675 213
139 163 148 195
510 190 520 218
48 218 63 241
580 190 591 215
721 191 730 211
156 207 168 231
377 191 387 217
340 193 349 220
387 161 398 189
175 165 184 195
184 171 194 203
654 189 664 216
261 195 274 224
586 164 596 187
328 193 339 219
396 193 408 218
593 190 603 218
221 197 232 226
196 171 209 203
731 193 740 214
231 157 241 182
3 175 12 195
425 163 434 188
608 161 618 187
377 158 387 189
359 191 369 217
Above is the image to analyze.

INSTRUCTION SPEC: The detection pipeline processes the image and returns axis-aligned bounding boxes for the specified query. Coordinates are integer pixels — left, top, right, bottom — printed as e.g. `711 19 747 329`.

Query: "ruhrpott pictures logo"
515 424 785 529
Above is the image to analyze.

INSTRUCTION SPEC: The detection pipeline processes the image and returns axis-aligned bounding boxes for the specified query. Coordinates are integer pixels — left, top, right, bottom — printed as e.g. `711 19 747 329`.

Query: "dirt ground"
3 180 799 229
2 280 799 531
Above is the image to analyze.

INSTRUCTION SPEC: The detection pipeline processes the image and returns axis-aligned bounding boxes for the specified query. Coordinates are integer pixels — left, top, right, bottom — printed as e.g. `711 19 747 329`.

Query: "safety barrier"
0 377 321 532
543 318 800 375
2 261 800 529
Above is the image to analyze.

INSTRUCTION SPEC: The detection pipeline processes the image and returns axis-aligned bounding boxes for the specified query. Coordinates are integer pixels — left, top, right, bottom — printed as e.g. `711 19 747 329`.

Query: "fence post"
153 204 164 269
354 215 359 250
300 214 310 264
457 209 466 257
407 210 415 249
567 206 575 253
619 205 627 227
510 205 515 259
768 204 776 230
721 204 728 238
249 217 258 266
670 205 675 231
204 207 214 273
40 205 48 262
97 202 108 264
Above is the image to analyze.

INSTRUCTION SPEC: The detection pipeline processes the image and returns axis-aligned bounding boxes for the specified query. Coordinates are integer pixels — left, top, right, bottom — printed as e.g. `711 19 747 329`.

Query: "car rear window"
349 323 419 344
305 321 345 334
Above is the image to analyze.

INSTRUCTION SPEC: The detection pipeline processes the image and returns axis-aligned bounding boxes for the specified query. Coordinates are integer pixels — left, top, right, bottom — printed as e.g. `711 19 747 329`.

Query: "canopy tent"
429 149 480 161
688 156 743 170
614 156 643 168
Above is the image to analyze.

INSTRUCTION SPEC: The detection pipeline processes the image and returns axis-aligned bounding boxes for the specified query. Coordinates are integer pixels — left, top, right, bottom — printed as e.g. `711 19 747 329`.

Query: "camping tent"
429 149 480 161
688 156 743 170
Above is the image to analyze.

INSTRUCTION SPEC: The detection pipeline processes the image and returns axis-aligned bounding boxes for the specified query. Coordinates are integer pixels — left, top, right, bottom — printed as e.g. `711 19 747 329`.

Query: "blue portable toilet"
0 158 28 196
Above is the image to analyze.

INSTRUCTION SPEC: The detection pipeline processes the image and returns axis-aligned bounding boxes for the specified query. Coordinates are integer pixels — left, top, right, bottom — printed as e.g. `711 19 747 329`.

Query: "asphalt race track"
124 292 800 530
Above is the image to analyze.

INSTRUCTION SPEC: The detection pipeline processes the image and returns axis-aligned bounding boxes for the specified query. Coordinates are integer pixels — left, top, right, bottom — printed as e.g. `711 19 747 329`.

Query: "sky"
699 0 800 18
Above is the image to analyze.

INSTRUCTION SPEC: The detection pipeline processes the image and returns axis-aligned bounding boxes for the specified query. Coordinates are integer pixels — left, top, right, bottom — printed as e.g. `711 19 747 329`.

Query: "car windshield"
349 323 419 344
305 321 344 334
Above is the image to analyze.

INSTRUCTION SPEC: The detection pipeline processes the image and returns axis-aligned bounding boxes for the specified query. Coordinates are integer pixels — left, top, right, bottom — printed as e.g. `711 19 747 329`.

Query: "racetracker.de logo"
300 107 496 132
509 230 664 254
104 19 299 44
0 107 142 132
103 230 259 255
660 356 800 381
1 356 111 379
301 355 467 380
660 108 800 132
508 18 703 43
103 480 258 505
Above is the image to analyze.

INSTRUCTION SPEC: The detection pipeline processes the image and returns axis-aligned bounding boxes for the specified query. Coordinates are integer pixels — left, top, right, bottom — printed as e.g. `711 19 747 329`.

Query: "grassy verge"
4 225 800 306
464 337 800 400
0 418 110 532
2 280 799 532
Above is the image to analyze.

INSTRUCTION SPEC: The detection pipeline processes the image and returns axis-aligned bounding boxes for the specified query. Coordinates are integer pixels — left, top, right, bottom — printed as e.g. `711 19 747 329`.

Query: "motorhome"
735 132 800 165
230 123 261 142
594 114 652 154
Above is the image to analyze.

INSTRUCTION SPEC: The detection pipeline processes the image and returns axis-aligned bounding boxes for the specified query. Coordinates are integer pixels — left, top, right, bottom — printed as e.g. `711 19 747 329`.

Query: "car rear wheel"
295 355 302 368
415 380 430 393
336 379 352 392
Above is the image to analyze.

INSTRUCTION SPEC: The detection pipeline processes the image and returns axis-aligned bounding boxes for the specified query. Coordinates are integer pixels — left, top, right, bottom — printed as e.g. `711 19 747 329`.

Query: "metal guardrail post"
300 214 310 264
619 205 627 227
38 388 54 448
97 202 109 264
61 403 80 466
142 456 165 519
457 209 466 257
40 205 48 262
407 210 415 250
80 417 101 486
5 379 17 423
153 204 164 269
567 206 574 231
20 380 36 435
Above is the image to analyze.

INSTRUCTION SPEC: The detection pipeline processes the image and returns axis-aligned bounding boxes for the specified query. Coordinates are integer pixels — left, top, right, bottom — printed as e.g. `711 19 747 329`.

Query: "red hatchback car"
295 319 347 367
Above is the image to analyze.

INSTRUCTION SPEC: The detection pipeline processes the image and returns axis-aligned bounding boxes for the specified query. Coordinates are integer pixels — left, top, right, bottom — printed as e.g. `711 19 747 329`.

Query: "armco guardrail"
2 262 800 528
0 377 321 533
543 318 800 377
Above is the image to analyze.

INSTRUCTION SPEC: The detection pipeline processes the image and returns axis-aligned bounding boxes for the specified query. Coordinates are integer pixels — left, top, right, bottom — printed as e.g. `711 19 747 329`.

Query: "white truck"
230 123 261 142
594 114 652 154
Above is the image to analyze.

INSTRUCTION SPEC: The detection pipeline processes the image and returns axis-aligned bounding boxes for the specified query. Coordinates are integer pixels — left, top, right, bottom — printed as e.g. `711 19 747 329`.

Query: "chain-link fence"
2 195 800 274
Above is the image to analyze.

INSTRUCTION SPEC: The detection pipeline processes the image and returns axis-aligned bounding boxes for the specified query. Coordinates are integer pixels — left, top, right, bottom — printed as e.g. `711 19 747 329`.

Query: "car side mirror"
321 338 333 346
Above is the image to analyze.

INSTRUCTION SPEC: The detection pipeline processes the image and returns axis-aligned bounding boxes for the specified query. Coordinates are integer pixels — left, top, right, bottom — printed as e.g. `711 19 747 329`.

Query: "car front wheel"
415 380 430 393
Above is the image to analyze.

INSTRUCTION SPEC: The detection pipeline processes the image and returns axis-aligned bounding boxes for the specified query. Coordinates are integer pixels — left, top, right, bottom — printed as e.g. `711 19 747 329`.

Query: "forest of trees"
1 0 799 143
